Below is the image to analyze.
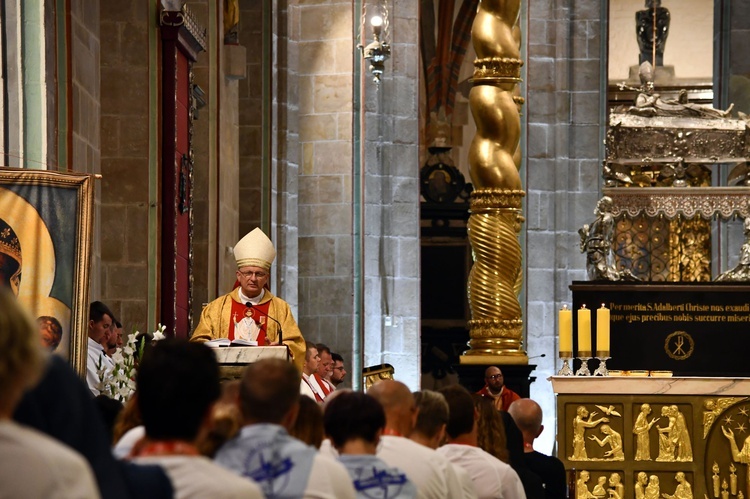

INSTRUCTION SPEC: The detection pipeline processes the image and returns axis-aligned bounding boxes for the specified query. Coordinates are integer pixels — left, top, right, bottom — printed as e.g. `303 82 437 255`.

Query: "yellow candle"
559 306 573 355
597 304 610 354
577 305 591 354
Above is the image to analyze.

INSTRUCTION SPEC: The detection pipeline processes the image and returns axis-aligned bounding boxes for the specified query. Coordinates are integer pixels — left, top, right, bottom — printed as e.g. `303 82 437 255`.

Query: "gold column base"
459 354 529 365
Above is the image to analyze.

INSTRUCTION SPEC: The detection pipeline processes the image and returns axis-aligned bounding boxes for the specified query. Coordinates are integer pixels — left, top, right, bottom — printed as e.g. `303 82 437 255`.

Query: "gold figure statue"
577 471 597 499
462 0 527 361
609 472 625 499
636 472 649 499
570 406 609 460
646 475 661 499
590 424 625 460
661 472 693 499
593 476 608 498
634 403 659 461
657 405 692 462
721 424 750 499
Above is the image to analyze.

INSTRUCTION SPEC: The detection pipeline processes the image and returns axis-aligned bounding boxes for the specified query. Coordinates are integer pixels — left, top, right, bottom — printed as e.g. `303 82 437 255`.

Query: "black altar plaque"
570 281 750 376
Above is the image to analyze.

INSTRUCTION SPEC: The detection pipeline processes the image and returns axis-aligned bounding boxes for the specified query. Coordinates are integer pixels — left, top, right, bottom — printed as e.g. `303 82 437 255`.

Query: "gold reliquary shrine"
552 377 750 499
604 105 750 282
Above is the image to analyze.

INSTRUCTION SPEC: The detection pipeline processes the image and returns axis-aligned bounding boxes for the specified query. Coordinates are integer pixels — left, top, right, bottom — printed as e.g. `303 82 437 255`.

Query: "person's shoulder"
1 422 96 478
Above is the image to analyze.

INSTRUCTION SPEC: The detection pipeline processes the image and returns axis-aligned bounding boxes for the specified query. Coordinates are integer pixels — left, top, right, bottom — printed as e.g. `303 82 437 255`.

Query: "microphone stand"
246 303 288 361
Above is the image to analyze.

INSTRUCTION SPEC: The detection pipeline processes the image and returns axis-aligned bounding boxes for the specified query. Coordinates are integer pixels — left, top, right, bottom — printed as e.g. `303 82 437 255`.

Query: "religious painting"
0 167 94 376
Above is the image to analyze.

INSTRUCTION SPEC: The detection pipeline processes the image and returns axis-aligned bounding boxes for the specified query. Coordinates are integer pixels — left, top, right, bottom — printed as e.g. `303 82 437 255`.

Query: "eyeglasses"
237 270 268 279
487 374 503 380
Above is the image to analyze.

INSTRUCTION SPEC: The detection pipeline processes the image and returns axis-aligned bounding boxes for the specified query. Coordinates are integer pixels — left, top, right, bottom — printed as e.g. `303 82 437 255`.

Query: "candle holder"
575 353 592 376
593 352 610 376
558 352 574 376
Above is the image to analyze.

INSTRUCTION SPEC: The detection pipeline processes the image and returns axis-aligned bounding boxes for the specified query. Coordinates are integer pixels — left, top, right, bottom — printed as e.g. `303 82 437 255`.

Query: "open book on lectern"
204 338 258 348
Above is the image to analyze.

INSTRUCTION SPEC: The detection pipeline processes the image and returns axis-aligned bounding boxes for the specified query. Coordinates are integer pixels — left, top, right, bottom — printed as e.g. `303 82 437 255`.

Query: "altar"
552 376 750 499
211 346 288 379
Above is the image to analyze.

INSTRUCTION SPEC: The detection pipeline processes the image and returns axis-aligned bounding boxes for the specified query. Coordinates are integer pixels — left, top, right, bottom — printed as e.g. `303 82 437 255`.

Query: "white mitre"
234 228 276 270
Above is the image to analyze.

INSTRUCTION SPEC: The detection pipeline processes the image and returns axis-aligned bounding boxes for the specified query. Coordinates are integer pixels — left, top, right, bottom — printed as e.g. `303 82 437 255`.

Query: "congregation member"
289 395 325 448
215 358 356 498
324 390 417 498
191 227 306 370
330 352 347 387
476 366 520 411
368 380 470 498
0 289 100 498
87 301 116 395
130 339 262 498
509 399 567 499
315 343 336 394
437 384 526 499
411 390 478 498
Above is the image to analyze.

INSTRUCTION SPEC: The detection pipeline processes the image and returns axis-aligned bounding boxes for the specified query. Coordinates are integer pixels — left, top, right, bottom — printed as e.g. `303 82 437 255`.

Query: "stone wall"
99 2 150 329
70 0 101 297
294 0 354 359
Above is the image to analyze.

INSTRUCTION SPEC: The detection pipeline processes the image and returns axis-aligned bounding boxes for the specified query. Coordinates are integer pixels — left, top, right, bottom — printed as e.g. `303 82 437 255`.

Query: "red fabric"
313 373 333 397
227 300 270 344
475 385 521 411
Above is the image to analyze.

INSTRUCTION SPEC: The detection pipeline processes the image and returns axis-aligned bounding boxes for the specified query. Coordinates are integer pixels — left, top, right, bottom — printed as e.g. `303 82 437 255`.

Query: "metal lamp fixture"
359 6 390 84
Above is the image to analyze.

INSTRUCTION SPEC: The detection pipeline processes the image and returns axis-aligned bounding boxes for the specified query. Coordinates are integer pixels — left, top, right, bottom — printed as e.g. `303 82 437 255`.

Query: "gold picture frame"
0 167 94 376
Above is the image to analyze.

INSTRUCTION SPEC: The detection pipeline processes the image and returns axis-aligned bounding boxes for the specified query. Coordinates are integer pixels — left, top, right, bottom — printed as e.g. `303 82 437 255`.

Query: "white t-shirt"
377 435 473 499
0 420 101 499
133 454 262 499
437 443 526 499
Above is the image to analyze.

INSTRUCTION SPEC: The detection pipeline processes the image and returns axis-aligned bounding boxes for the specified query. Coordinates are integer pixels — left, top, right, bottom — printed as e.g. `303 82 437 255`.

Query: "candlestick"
593 356 610 376
559 305 573 356
577 305 591 357
596 304 610 356
575 356 591 376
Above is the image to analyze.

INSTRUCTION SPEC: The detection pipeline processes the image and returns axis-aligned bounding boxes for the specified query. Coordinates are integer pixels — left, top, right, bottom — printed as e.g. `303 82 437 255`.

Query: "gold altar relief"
570 404 624 461
656 405 693 462
577 471 626 499
703 398 747 439
703 400 750 499
634 403 659 461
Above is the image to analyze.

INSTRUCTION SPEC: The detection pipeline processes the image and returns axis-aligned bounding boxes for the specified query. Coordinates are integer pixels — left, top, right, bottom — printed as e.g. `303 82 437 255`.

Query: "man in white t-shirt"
216 358 356 498
130 339 262 498
437 384 526 499
368 380 470 499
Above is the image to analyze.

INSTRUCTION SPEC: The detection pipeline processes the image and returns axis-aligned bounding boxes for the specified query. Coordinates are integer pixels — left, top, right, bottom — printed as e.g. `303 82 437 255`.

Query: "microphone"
528 354 547 360
246 303 286 358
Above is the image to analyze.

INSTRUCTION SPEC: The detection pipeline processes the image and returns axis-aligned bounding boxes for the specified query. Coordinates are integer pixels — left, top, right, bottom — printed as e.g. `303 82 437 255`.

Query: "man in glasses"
191 228 306 370
475 366 520 411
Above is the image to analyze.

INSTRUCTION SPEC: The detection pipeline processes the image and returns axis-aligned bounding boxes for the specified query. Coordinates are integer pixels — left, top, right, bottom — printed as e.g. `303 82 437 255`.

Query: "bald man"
368 381 475 499
508 399 567 499
476 366 520 411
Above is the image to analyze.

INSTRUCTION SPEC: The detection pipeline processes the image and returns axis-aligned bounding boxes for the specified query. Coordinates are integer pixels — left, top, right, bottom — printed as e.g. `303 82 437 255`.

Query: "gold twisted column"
461 0 527 364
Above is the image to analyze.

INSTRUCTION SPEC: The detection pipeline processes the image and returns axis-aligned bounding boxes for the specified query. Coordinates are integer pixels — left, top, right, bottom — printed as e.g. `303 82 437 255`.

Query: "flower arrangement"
98 324 166 402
